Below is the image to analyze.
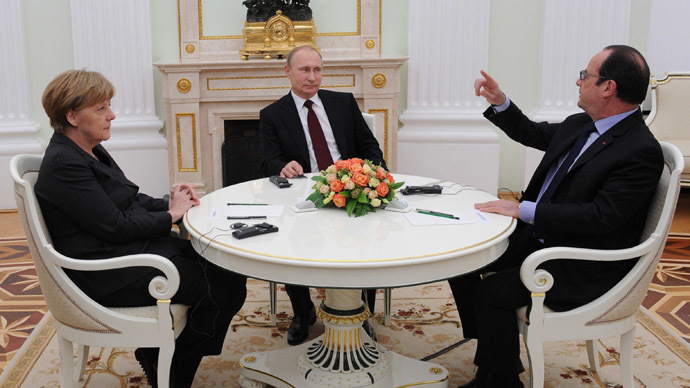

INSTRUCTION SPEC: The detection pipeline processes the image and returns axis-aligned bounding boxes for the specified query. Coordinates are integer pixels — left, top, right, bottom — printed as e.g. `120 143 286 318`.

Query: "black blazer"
259 89 386 176
486 102 663 307
35 133 173 299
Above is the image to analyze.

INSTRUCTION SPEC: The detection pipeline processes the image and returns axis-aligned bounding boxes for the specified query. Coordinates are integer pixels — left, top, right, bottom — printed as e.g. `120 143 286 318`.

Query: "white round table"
184 174 515 388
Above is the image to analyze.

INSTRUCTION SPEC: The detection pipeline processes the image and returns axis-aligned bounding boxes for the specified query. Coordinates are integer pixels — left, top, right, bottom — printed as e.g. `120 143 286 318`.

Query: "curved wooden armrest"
45 244 180 300
519 233 661 294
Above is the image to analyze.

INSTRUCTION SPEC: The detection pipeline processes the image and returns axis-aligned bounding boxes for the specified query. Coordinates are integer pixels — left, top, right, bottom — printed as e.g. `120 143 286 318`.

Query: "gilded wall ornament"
371 73 386 88
365 39 375 49
177 78 192 93
185 44 195 53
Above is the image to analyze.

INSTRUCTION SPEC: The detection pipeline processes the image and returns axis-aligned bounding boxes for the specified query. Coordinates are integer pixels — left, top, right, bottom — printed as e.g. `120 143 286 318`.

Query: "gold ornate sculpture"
240 10 318 60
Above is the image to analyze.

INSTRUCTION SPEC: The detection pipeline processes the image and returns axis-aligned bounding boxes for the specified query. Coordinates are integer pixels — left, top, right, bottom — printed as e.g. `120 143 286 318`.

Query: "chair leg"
384 288 392 326
75 344 90 381
158 342 175 388
57 335 75 388
525 332 545 388
269 281 277 326
620 326 635 388
586 340 599 372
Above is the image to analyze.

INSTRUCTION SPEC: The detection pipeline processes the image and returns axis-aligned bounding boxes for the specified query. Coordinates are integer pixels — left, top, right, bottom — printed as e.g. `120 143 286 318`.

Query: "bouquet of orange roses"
307 158 405 217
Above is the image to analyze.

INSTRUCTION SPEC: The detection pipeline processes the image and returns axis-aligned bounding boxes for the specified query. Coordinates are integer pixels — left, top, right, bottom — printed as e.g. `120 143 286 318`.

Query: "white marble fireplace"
156 0 406 195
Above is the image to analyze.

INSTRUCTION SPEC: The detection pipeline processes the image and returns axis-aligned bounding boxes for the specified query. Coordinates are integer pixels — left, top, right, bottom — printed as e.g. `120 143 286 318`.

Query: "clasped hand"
168 183 200 222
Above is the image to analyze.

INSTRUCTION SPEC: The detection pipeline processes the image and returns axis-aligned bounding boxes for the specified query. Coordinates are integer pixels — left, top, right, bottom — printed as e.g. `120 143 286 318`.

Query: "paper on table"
225 205 284 218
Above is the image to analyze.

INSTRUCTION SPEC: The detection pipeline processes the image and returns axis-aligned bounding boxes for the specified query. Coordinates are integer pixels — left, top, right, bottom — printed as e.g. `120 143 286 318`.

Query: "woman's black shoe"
458 368 487 388
134 348 159 388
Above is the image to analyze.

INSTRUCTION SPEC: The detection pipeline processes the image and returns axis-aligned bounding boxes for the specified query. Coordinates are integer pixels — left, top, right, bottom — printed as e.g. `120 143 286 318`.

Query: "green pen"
415 208 459 220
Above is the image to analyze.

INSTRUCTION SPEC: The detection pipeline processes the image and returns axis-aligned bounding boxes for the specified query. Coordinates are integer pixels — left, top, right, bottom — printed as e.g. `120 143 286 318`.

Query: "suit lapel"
278 93 311 168
525 127 584 199
319 90 348 157
53 133 139 190
570 109 642 170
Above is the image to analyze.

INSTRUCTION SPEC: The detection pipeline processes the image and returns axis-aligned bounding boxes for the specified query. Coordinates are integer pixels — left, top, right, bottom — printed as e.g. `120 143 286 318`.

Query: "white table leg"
239 289 449 388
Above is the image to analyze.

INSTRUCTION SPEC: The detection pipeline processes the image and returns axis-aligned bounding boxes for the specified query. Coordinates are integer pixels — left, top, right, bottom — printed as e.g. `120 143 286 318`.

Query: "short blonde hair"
42 70 115 134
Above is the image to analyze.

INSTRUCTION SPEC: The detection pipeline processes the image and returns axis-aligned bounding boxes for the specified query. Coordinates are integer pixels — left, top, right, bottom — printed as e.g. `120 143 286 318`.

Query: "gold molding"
185 44 195 53
176 78 192 93
177 0 182 59
368 108 389 163
175 113 198 172
652 73 690 87
196 0 366 40
365 39 375 49
207 73 356 91
371 73 386 88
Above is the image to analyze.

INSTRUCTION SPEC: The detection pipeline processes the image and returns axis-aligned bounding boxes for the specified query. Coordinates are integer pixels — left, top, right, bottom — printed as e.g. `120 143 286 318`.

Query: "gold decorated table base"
239 289 448 388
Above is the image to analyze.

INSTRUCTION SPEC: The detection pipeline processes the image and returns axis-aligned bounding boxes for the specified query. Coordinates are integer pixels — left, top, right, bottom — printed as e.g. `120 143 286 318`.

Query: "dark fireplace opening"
222 120 263 187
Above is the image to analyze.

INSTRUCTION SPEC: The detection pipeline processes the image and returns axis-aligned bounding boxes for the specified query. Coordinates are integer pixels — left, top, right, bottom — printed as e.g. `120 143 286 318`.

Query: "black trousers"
95 237 247 388
447 225 544 375
285 285 377 316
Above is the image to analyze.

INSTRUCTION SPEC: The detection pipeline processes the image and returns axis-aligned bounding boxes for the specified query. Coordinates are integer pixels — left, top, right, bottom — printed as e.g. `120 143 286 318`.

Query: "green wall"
20 0 652 192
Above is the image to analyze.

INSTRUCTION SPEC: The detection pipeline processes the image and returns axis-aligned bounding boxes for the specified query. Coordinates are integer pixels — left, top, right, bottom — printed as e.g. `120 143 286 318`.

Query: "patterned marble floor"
0 235 689 379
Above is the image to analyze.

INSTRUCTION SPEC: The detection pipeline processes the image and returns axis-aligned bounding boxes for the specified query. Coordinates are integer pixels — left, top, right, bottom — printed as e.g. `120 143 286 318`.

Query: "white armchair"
10 154 189 388
516 141 684 388
646 72 690 186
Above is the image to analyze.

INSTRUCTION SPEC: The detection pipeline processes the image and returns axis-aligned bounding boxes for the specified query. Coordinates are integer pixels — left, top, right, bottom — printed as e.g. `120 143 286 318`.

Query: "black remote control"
232 222 279 239
400 185 443 195
270 175 292 188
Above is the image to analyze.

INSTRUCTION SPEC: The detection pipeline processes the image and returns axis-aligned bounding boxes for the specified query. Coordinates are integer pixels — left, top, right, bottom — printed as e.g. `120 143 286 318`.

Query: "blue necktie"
539 125 596 203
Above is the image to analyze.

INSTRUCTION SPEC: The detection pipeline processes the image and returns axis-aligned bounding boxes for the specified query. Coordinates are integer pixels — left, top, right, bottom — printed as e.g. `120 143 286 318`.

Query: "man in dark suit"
449 45 663 388
259 45 385 345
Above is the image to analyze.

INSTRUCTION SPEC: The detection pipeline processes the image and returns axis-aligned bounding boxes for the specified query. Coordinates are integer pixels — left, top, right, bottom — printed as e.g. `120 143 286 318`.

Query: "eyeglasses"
580 70 607 81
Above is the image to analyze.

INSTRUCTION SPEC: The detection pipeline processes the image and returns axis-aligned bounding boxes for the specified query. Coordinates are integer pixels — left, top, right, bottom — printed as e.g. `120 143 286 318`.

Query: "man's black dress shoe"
457 368 487 388
135 348 159 388
484 373 523 388
287 306 317 345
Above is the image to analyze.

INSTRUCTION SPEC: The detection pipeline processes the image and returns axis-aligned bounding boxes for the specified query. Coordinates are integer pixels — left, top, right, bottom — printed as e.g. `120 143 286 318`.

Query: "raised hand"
474 70 507 106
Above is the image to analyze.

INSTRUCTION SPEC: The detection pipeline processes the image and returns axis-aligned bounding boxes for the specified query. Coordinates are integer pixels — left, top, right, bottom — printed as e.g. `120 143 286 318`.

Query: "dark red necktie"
304 99 334 171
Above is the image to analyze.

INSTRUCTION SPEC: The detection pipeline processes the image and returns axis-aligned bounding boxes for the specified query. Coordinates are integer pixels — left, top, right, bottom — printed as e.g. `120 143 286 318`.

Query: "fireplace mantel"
155 56 406 195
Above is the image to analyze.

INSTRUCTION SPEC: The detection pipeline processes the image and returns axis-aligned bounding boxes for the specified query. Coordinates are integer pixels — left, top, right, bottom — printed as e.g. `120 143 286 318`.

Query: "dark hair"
42 70 115 134
286 45 322 68
598 45 650 105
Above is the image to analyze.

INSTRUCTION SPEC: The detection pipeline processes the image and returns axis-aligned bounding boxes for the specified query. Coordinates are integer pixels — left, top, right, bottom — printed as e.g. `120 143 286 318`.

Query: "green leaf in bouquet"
355 203 374 217
340 190 351 198
312 196 326 208
307 192 323 202
357 191 368 203
389 181 405 191
312 176 327 184
346 198 357 216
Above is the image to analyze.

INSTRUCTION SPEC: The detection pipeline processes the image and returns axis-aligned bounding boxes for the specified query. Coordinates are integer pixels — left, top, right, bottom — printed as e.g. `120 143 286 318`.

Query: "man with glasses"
449 45 663 388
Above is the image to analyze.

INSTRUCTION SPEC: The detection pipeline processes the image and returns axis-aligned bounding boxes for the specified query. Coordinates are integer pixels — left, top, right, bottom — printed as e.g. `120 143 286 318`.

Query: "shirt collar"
593 107 639 135
291 90 323 111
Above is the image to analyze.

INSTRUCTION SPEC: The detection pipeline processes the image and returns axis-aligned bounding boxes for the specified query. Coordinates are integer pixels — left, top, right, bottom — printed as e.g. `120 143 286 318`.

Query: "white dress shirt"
290 91 342 172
